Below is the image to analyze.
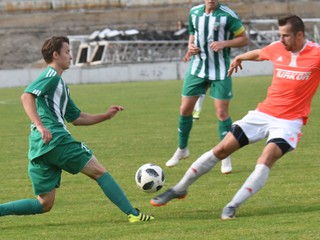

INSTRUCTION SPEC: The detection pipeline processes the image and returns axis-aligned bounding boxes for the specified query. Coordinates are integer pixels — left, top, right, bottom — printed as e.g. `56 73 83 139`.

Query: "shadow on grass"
229 204 320 219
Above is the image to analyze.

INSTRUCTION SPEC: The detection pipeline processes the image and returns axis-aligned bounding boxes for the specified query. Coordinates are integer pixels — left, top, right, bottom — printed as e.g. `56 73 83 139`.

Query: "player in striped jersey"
0 36 153 223
151 15 320 220
166 0 249 174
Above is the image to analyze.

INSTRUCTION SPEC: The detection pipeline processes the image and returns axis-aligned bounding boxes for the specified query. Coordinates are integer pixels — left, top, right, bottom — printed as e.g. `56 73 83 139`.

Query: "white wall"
0 61 273 88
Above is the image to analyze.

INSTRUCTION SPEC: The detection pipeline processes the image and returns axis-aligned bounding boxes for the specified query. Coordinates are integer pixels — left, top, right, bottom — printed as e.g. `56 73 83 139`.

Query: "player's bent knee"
42 203 54 213
37 193 55 213
213 145 230 159
38 199 54 212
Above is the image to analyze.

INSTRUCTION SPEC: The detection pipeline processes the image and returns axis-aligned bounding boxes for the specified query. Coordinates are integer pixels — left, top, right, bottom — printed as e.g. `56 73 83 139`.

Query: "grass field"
0 76 319 240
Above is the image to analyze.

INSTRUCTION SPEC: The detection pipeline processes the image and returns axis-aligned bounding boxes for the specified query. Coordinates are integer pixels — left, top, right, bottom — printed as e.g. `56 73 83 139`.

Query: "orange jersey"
257 41 320 125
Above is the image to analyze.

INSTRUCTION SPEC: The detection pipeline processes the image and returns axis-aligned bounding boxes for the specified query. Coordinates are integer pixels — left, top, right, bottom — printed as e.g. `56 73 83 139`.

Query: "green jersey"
188 3 245 80
24 66 81 160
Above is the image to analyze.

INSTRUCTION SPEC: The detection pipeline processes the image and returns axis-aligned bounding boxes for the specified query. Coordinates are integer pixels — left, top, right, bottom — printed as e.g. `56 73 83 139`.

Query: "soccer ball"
135 163 165 193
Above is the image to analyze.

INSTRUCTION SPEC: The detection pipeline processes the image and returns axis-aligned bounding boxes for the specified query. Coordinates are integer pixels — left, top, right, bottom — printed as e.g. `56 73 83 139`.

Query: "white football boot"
221 156 232 174
165 147 190 167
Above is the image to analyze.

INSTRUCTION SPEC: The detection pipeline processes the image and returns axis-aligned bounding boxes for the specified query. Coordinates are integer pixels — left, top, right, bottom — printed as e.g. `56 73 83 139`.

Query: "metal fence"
70 18 320 67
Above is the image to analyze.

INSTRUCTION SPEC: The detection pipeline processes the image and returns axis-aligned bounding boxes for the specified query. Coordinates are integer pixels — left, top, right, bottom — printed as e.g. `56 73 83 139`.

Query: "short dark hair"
41 36 69 63
278 15 305 35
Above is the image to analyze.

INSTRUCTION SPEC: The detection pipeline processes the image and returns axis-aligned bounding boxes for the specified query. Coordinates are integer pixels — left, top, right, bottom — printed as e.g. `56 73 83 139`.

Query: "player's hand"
183 51 191 62
187 44 200 56
228 57 243 76
37 125 52 144
106 105 125 119
209 41 226 52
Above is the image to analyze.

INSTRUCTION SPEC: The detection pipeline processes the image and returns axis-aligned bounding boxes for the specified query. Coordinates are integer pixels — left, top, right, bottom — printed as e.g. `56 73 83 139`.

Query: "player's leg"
214 99 233 173
81 155 154 222
0 154 58 217
193 94 206 120
173 131 241 192
211 78 233 174
221 116 303 219
221 142 283 219
166 96 197 167
151 131 241 206
81 155 137 215
166 73 207 167
0 190 55 216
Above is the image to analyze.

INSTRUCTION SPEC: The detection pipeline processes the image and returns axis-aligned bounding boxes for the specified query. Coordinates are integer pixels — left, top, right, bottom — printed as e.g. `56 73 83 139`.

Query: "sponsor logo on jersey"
276 68 311 80
214 22 220 31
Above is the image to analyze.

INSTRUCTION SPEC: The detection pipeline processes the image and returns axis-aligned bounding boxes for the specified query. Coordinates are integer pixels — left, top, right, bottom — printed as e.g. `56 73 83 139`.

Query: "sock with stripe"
226 164 270 208
97 172 138 216
173 150 219 193
178 115 193 149
218 117 232 140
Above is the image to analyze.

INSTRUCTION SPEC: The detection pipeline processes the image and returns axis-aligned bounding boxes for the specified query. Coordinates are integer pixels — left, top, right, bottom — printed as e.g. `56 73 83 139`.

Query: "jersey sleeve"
188 10 195 35
227 13 245 36
64 96 81 123
24 72 59 97
259 43 276 61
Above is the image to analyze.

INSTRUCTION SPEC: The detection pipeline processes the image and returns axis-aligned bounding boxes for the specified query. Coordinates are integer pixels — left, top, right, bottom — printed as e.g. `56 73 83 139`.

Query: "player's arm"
210 31 249 52
72 105 125 126
20 92 52 144
183 34 200 62
228 49 262 76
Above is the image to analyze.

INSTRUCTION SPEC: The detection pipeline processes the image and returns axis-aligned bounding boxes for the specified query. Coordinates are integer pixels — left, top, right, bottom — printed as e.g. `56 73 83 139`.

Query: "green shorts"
28 135 93 196
182 71 233 100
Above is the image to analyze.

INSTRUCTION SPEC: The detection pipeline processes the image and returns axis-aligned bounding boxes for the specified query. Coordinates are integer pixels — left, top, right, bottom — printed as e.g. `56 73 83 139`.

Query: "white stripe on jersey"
53 80 68 129
32 89 41 96
208 16 216 79
46 69 57 78
220 5 239 19
191 13 229 80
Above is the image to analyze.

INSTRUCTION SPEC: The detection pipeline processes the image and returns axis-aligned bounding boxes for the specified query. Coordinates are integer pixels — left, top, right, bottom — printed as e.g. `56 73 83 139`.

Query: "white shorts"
233 110 303 149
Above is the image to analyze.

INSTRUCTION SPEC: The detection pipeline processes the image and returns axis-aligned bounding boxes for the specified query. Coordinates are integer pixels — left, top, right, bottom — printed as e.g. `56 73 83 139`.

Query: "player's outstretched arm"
228 49 262 76
72 105 125 126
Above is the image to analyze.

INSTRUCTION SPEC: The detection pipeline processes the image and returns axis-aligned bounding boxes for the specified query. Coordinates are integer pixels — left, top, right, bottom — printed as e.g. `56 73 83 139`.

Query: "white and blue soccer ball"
135 163 165 193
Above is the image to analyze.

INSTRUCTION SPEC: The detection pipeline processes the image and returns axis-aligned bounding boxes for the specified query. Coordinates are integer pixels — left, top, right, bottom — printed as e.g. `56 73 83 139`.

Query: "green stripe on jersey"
188 3 245 81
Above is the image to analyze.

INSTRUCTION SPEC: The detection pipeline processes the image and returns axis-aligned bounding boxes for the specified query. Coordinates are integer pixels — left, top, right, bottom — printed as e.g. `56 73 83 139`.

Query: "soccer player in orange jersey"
150 15 320 219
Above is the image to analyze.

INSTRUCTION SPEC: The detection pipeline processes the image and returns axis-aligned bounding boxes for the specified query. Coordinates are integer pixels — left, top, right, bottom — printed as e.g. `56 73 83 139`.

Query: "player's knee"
82 160 107 180
213 145 229 159
37 194 55 213
39 199 54 212
42 203 54 213
180 105 193 116
215 110 229 120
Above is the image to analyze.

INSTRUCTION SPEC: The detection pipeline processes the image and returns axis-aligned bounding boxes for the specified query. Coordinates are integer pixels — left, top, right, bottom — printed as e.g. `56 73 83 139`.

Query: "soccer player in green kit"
0 36 153 223
166 0 249 174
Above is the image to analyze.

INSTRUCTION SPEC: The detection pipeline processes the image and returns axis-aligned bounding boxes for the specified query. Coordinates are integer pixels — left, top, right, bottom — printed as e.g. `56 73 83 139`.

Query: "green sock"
218 117 232 140
0 199 44 216
97 172 137 216
178 115 193 149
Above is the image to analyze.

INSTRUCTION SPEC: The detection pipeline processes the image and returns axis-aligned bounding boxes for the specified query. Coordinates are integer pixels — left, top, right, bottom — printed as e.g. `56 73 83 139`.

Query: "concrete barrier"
0 61 273 88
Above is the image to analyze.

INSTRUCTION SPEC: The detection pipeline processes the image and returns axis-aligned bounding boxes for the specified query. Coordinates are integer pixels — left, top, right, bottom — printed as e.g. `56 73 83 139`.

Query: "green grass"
0 76 319 240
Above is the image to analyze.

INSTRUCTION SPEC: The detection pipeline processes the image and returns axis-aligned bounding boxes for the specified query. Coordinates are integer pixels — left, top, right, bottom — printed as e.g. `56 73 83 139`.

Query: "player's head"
278 15 305 36
42 36 72 69
278 15 305 52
